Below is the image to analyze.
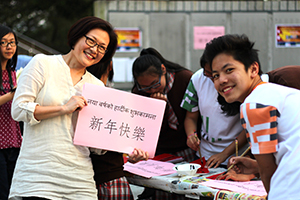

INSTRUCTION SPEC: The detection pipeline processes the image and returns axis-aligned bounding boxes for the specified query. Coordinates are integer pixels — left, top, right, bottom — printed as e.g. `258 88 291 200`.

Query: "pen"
235 137 238 157
223 146 251 175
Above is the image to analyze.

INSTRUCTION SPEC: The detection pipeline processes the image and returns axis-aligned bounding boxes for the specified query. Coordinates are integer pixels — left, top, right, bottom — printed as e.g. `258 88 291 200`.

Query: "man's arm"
254 153 277 193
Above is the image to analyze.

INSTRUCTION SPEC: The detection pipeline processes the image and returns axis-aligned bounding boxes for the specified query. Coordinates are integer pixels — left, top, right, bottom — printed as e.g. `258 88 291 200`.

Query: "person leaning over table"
87 59 149 200
205 33 300 199
180 54 248 169
9 16 117 200
0 24 22 200
215 64 300 181
131 47 194 200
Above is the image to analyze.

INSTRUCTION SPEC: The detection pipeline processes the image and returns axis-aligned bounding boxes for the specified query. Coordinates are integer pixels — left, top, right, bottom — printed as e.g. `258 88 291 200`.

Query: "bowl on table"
173 163 201 176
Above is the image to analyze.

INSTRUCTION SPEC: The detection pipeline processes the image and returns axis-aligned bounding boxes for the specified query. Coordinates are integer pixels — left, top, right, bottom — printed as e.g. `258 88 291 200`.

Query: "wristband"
187 132 196 139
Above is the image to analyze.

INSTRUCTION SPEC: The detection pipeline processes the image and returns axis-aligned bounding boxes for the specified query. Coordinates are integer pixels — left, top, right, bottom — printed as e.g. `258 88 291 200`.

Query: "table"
126 167 267 200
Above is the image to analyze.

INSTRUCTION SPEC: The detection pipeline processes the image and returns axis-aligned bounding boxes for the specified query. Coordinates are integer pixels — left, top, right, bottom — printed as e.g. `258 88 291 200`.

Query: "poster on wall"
194 26 225 50
115 27 142 52
276 24 300 48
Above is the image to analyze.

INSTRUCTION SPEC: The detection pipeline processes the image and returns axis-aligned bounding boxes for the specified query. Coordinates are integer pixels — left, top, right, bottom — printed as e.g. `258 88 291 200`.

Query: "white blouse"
10 54 104 200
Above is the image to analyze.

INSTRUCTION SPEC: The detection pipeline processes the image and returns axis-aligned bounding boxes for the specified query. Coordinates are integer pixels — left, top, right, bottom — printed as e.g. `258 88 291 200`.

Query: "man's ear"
161 64 166 75
249 62 260 78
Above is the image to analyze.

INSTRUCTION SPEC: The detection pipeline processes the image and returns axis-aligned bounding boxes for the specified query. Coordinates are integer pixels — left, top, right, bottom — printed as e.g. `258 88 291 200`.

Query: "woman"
132 48 194 200
0 25 22 200
9 16 117 200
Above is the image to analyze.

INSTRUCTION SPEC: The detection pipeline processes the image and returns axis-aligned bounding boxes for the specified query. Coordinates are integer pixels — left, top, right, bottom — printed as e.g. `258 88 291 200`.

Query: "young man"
181 55 248 168
205 34 300 199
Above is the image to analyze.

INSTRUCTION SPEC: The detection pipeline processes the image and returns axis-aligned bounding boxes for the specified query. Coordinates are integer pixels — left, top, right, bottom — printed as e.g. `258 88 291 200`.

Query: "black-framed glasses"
84 35 107 54
0 41 18 47
136 75 161 92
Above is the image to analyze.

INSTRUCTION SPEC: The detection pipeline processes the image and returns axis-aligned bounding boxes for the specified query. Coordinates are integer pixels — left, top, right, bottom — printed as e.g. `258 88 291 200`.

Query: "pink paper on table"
73 83 166 158
124 159 176 178
200 180 267 196
194 26 225 49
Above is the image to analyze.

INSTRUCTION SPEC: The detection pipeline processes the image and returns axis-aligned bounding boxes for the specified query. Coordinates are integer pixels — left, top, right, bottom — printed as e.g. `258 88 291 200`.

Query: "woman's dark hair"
87 59 113 82
67 16 118 64
0 24 18 90
139 47 187 73
217 93 241 116
0 25 18 71
132 54 162 79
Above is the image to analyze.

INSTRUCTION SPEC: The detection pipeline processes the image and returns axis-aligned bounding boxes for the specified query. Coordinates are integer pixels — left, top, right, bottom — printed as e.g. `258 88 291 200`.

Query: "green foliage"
0 0 95 53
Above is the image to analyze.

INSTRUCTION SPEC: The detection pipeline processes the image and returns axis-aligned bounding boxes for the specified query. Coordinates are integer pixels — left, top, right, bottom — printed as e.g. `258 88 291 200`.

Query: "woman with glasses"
132 47 194 200
9 16 117 200
0 24 22 200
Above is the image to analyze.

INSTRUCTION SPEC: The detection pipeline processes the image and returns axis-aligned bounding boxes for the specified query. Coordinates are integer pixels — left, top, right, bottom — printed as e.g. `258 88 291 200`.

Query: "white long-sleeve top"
9 54 105 200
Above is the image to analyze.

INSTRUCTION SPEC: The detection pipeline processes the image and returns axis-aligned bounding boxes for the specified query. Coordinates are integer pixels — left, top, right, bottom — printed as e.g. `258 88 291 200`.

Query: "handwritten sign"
124 160 176 178
74 83 166 158
200 180 267 196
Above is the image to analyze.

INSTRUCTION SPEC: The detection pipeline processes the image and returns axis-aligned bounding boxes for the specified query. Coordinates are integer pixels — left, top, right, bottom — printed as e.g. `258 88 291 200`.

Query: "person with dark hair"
132 47 193 161
9 16 118 200
207 34 300 199
132 47 193 200
0 24 22 200
181 54 248 169
88 60 148 200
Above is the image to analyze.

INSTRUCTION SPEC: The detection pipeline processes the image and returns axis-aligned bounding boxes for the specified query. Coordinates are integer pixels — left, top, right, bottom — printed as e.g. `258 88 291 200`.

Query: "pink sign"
73 83 166 158
194 26 225 49
124 160 176 178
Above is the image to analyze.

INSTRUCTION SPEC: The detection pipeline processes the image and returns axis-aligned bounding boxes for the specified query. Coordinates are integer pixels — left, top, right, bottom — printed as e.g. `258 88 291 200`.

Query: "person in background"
0 24 22 200
88 59 149 200
181 54 248 169
132 47 193 200
206 34 300 198
9 16 117 200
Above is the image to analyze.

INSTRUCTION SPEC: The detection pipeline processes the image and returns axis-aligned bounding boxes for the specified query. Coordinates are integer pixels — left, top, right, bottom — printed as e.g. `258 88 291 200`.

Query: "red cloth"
190 157 209 173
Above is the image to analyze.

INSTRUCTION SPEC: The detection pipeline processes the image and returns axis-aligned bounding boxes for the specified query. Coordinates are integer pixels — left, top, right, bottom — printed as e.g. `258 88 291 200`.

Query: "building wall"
94 0 300 88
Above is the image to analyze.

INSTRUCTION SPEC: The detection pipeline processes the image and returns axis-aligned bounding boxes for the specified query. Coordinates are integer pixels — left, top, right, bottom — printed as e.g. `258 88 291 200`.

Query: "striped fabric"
241 103 280 154
97 176 134 200
164 72 179 130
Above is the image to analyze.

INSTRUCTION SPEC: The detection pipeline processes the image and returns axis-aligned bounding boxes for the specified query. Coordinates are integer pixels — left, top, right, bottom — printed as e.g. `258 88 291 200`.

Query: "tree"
0 0 95 53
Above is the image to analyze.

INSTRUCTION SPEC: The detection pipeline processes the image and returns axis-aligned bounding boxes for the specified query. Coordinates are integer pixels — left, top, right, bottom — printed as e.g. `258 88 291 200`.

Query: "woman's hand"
186 133 200 152
206 152 228 168
150 92 168 102
127 148 149 164
63 96 87 113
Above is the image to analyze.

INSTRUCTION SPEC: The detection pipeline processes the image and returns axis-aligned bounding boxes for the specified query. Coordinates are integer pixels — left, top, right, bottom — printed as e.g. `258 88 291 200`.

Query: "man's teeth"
223 87 232 92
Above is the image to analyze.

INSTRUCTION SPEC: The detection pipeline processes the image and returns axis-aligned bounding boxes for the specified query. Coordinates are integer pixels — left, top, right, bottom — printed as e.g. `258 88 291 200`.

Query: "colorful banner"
73 83 166 158
115 27 142 52
276 24 300 47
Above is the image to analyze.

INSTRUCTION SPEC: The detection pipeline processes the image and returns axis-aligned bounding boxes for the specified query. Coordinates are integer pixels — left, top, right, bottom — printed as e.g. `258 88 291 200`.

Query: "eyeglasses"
84 35 107 54
136 75 161 92
0 41 18 47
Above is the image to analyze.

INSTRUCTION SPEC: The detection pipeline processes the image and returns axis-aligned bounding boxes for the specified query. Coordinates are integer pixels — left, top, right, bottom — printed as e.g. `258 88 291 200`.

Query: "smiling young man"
205 34 300 199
